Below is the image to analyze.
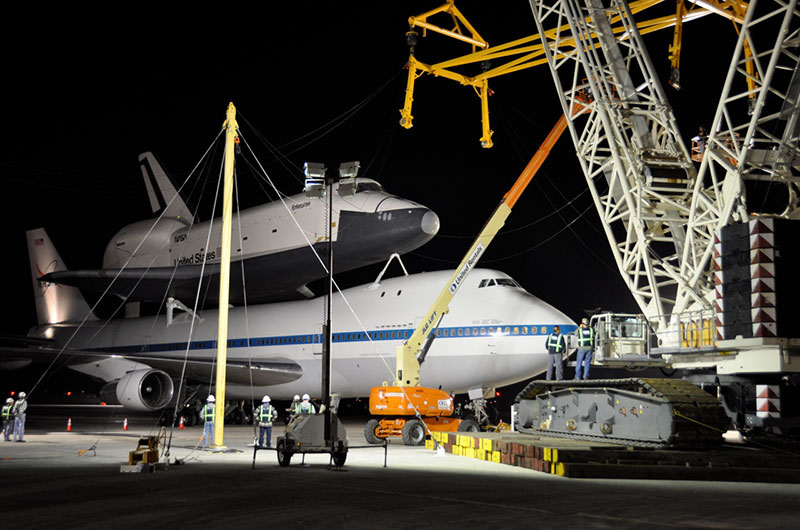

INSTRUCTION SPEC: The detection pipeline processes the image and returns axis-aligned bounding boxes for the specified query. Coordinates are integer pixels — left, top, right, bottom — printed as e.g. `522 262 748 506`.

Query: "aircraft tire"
160 408 175 427
364 419 383 445
458 418 480 432
277 439 292 467
332 449 347 467
401 418 426 446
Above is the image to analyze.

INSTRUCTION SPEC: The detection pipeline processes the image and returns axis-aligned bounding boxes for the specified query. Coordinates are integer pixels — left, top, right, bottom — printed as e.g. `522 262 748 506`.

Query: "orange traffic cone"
123 417 128 431
178 416 186 430
67 418 72 432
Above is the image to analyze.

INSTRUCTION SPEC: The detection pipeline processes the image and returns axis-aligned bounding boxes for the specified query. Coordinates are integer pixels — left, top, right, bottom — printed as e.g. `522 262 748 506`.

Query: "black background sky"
1 1 737 341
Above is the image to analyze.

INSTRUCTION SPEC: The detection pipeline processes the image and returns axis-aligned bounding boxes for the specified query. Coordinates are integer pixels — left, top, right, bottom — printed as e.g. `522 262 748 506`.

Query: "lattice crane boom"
529 0 705 333
681 0 800 314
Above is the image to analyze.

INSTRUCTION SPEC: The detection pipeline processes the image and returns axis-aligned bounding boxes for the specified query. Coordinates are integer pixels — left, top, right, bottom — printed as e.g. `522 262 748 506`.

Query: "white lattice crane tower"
685 0 800 309
528 0 800 339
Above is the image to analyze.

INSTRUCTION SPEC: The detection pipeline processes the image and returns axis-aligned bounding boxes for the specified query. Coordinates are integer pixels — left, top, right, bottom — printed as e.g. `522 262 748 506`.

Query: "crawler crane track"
515 378 730 448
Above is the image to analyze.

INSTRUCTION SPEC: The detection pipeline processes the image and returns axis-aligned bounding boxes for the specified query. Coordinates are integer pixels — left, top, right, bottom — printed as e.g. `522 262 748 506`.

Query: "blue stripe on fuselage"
91 324 577 354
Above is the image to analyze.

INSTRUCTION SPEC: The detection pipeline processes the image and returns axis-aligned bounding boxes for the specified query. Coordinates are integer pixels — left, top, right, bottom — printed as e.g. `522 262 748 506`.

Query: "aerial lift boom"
395 115 568 388
367 114 569 444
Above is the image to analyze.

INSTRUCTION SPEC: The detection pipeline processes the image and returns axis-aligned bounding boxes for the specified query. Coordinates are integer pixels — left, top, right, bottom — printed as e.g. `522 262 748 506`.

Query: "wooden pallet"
427 431 800 482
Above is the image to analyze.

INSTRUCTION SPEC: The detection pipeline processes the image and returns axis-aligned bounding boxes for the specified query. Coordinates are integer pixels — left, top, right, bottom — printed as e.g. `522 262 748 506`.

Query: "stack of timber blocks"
428 432 565 476
714 219 800 340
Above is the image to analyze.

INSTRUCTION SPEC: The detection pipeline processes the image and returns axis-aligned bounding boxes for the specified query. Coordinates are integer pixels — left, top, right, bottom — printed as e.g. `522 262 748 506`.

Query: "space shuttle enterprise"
41 152 440 305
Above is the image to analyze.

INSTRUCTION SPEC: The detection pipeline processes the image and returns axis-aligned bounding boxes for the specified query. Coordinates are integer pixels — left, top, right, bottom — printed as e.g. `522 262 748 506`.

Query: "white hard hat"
262 395 270 403
5 397 12 404
293 394 300 401
207 394 216 402
302 393 310 401
18 392 26 399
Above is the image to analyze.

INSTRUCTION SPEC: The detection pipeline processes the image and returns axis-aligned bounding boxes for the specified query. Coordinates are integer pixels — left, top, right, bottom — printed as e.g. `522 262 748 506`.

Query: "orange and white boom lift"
366 114 569 445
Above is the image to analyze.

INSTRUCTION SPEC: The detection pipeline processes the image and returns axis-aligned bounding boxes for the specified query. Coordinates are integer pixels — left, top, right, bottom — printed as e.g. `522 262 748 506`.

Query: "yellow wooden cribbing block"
491 451 501 463
476 449 485 461
480 438 492 451
425 439 434 450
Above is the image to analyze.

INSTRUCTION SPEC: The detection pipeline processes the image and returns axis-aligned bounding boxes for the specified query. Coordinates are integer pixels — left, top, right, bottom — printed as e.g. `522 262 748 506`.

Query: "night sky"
1 2 737 340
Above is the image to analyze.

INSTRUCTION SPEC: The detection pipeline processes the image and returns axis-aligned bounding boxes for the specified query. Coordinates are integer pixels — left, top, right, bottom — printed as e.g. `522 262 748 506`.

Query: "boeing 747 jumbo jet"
11 229 576 413
40 153 440 305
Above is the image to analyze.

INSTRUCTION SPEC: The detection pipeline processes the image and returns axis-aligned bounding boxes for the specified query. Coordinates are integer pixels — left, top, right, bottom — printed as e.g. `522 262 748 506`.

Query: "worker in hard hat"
286 394 301 422
12 392 28 442
299 394 316 415
254 395 278 448
574 318 595 380
545 326 567 380
2 397 14 441
200 395 216 450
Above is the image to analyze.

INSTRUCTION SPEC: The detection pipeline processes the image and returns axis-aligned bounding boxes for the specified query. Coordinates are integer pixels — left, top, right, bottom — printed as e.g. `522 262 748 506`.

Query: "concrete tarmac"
2 416 799 529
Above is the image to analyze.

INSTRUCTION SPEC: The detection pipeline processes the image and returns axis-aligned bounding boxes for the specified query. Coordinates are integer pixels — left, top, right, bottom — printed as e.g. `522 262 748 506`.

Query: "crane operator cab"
591 313 662 367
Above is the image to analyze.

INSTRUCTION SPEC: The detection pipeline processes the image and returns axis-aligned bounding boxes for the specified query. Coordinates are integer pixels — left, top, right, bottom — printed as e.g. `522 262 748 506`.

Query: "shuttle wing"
41 260 316 305
0 341 303 386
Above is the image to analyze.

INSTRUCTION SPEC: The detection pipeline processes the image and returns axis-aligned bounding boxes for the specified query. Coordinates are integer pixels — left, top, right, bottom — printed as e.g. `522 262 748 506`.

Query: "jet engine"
100 369 174 411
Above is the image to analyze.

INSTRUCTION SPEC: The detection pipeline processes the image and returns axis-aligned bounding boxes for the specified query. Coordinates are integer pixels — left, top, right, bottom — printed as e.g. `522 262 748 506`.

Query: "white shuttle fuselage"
41 153 440 305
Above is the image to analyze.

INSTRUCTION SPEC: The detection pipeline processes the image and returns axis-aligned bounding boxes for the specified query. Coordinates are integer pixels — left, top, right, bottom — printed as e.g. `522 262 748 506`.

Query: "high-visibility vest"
202 404 215 422
547 333 565 353
12 399 26 415
1 404 11 420
576 327 594 348
257 405 275 423
300 401 315 414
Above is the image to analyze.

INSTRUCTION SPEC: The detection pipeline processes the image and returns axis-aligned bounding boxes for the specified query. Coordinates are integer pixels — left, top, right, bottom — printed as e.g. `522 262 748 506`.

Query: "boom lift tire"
332 449 348 467
458 418 480 432
364 419 383 444
277 439 292 467
401 418 426 445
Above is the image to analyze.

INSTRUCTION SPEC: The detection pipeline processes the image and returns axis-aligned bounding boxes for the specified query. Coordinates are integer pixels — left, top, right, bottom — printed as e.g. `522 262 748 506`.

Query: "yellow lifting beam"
408 0 489 50
669 1 756 97
400 0 753 148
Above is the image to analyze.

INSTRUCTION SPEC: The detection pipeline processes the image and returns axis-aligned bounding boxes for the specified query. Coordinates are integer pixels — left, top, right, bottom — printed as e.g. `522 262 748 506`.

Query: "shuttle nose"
421 210 440 236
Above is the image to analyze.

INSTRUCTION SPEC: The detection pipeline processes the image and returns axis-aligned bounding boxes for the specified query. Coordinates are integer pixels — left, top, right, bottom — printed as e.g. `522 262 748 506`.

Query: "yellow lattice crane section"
400 0 755 148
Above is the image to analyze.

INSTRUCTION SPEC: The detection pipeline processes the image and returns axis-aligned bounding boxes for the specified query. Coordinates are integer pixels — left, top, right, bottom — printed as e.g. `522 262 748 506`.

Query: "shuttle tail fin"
26 228 97 325
138 151 194 222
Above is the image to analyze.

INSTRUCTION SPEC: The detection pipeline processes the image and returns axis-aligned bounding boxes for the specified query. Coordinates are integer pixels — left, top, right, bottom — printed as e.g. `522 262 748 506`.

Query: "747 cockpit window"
479 278 522 288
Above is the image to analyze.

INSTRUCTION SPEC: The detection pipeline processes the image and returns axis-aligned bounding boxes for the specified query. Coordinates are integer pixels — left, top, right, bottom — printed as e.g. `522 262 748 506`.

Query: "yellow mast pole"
214 102 238 448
